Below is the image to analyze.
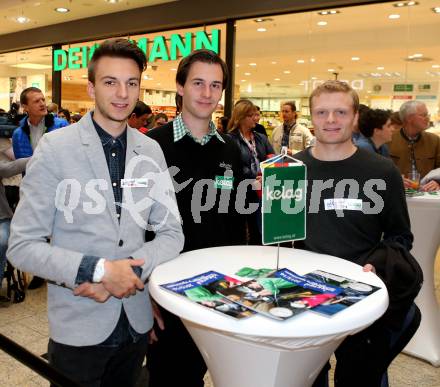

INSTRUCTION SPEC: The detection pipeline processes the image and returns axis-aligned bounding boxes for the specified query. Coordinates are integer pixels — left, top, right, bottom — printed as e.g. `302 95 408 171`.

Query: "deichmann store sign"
53 28 220 72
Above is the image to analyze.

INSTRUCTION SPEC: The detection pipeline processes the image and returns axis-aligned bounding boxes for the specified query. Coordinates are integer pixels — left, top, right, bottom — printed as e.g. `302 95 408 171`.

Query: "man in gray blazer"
7 39 184 387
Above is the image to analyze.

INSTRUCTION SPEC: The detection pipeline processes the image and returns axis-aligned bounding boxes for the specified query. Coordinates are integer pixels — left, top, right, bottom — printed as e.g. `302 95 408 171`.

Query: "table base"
184 320 344 387
403 202 440 367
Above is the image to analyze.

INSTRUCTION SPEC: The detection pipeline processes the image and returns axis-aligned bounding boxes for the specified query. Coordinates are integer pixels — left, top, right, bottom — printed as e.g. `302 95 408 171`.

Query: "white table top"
406 192 440 206
149 246 389 340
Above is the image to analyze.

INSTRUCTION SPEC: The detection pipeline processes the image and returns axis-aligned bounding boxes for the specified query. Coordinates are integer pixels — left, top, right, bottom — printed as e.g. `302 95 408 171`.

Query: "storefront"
0 0 439 131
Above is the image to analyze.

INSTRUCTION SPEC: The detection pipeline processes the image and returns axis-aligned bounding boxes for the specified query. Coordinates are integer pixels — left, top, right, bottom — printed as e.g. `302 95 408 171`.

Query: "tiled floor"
1 250 440 387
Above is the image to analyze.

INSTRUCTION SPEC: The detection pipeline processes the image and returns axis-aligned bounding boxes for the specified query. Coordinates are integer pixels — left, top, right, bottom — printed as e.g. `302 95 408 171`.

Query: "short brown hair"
282 101 297 112
309 80 359 113
88 38 147 84
20 87 42 105
176 49 228 90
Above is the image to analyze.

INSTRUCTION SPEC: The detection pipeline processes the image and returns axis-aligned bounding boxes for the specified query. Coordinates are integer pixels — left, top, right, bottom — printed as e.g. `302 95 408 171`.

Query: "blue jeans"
0 218 11 290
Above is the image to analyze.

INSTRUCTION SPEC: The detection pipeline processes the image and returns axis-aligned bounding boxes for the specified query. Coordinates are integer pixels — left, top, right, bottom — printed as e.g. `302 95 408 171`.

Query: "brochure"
160 271 255 319
304 270 380 316
218 268 342 321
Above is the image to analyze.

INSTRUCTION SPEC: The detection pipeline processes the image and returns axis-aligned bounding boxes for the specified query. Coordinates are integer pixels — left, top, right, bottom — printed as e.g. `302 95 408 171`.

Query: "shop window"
0 47 52 113
234 0 440 135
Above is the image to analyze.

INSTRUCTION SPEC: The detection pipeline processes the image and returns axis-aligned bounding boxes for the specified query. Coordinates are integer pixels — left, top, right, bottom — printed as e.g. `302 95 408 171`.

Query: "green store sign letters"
53 29 220 72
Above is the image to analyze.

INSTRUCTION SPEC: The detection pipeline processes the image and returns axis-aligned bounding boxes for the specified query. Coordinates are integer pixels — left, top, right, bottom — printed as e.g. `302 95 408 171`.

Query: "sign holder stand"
261 147 307 271
276 243 280 271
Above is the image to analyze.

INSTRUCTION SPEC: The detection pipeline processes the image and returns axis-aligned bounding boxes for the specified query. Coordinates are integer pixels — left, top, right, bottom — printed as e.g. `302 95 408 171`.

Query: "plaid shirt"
173 114 224 145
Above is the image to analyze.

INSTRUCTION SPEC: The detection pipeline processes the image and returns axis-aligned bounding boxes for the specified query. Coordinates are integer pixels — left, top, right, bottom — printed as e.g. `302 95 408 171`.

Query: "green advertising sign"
53 29 220 72
393 84 413 92
261 163 307 245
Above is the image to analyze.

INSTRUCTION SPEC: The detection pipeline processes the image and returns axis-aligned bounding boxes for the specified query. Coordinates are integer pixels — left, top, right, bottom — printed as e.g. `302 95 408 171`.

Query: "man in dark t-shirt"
294 80 415 387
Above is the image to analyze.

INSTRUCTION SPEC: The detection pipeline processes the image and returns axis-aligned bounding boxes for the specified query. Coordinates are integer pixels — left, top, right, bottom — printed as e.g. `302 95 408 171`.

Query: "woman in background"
227 100 274 245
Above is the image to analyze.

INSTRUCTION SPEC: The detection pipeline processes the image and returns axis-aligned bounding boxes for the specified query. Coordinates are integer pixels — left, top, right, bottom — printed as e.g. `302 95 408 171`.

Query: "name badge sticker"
324 198 363 211
121 178 149 188
214 176 234 190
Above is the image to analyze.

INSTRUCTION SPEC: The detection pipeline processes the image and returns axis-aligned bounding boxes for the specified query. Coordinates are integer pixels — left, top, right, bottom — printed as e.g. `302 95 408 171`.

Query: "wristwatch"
93 258 106 283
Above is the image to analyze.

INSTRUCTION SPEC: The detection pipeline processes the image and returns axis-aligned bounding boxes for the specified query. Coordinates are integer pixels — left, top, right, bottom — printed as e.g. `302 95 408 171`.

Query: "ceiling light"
170 68 177 71
244 72 251 76
377 66 385 70
283 70 291 74
351 57 360 61
254 18 273 23
393 1 418 6
11 63 52 69
310 58 316 63
55 7 69 13
317 10 340 15
106 0 120 3
327 68 335 72
412 53 423 57
388 14 401 19
82 75 88 78
156 83 161 86
297 59 305 64
432 64 440 68
241 79 246 82
271 61 277 65
16 16 30 23
257 28 267 32
432 7 440 13
235 64 240 67
274 78 280 81
317 21 327 26
311 77 317 80
249 63 257 66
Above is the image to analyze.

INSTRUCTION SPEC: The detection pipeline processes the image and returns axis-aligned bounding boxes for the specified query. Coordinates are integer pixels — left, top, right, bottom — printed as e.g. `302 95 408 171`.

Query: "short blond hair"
309 80 359 113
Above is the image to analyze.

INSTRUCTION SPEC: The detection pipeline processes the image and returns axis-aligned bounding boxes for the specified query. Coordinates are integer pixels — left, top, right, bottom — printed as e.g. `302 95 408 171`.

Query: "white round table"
149 246 388 387
404 193 440 366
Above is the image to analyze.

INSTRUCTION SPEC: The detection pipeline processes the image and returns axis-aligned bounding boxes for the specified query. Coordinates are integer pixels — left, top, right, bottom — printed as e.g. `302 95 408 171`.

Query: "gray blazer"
7 112 184 346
